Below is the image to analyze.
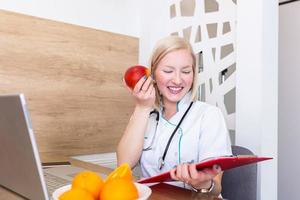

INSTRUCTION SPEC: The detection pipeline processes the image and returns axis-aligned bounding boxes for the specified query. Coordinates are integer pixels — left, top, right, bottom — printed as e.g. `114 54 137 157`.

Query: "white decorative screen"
167 0 236 134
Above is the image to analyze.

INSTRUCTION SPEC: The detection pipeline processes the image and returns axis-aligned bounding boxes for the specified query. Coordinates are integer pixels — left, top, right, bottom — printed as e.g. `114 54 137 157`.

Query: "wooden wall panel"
0 10 138 162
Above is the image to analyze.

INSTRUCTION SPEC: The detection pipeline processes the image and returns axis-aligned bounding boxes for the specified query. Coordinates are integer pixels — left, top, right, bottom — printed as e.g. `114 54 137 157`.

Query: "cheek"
188 76 194 86
155 78 167 91
154 72 168 87
184 74 194 87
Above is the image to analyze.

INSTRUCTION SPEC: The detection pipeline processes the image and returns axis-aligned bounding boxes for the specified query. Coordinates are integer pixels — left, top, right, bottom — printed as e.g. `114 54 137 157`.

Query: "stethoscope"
143 102 194 170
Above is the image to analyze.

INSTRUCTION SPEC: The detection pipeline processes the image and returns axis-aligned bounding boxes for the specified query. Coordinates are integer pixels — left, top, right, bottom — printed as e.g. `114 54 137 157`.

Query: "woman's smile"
167 86 184 94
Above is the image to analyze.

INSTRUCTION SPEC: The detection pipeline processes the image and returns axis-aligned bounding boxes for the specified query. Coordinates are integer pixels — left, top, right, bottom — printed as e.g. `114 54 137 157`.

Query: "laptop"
0 94 101 200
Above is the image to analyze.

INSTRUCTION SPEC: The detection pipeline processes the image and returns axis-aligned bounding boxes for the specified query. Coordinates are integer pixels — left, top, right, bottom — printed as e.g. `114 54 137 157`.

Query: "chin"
160 88 189 104
164 94 185 103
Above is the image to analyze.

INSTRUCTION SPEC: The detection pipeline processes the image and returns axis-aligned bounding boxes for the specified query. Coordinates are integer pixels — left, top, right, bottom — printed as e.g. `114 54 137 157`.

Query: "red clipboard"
138 155 272 184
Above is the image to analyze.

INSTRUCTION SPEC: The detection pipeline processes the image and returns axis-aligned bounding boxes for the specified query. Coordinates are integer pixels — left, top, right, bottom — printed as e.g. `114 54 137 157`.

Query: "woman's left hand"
169 163 221 190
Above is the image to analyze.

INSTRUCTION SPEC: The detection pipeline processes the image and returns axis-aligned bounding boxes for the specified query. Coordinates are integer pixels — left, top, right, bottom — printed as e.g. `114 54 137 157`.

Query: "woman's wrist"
190 179 214 193
134 105 152 114
131 106 153 121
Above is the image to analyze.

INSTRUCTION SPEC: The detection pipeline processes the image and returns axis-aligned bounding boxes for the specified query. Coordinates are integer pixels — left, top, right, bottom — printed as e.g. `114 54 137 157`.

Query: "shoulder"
192 101 222 115
184 101 224 125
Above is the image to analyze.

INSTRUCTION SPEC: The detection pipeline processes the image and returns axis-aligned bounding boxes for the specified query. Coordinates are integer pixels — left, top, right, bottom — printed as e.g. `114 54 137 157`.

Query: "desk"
0 185 25 200
149 183 222 200
1 183 222 200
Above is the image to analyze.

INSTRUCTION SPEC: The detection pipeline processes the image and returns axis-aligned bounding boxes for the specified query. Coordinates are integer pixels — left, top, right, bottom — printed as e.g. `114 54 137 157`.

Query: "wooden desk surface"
149 183 222 200
1 183 222 200
0 186 25 200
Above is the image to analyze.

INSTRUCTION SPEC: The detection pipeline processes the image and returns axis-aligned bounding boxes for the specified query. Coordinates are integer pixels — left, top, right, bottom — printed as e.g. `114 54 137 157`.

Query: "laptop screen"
0 94 49 200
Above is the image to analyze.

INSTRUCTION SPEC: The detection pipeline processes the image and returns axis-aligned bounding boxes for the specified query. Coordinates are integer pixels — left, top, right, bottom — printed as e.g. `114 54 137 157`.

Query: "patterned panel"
168 0 236 131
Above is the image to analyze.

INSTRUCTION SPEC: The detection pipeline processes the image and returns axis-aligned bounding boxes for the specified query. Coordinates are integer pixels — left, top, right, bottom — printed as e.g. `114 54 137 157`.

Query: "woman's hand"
124 76 156 109
170 163 221 192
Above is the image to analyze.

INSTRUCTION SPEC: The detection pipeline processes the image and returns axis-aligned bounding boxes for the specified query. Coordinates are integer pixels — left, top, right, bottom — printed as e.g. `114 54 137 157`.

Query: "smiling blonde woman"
117 36 232 197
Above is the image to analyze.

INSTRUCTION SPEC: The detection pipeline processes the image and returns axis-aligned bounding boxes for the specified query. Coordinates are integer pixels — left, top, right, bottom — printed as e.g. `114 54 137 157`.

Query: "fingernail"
213 164 220 170
143 75 147 80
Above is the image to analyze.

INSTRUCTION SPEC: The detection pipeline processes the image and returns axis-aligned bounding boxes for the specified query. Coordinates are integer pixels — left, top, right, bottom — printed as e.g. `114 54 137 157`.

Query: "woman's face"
154 49 194 107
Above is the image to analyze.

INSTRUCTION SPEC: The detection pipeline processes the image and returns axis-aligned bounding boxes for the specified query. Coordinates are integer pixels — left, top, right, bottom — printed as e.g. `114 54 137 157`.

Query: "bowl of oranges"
52 163 151 200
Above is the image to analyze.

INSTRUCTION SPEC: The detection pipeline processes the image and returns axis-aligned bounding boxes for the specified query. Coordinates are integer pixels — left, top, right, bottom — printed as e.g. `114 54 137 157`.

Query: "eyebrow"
163 65 192 69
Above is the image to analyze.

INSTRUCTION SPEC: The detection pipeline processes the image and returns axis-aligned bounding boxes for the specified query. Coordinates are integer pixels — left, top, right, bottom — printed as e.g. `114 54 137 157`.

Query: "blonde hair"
149 36 198 108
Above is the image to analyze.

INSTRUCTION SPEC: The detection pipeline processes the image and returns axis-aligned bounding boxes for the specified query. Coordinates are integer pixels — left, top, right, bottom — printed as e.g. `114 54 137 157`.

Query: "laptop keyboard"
44 171 70 194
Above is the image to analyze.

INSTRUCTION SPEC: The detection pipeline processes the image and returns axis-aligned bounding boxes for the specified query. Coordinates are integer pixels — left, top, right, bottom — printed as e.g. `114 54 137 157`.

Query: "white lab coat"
140 92 232 188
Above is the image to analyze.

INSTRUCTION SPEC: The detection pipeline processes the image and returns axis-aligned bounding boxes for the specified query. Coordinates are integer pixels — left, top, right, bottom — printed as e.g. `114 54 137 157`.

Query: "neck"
162 101 177 120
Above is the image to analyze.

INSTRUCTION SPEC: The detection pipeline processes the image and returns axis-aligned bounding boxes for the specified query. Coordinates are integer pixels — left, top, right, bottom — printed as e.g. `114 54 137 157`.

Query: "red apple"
124 65 150 89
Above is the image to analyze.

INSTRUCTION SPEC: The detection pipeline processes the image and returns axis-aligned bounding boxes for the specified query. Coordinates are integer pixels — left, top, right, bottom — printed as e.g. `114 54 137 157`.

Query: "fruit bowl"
52 183 152 200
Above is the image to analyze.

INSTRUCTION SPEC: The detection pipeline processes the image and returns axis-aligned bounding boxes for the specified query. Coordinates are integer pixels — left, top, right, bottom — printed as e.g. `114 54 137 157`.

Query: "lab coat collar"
159 92 193 125
176 91 193 112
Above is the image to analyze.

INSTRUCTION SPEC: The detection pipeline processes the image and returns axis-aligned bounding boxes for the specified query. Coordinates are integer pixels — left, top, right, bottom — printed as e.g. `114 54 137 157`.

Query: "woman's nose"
172 72 182 84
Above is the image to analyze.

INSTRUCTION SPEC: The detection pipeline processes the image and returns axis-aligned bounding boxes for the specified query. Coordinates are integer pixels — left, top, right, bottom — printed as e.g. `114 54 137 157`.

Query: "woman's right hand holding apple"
126 76 156 110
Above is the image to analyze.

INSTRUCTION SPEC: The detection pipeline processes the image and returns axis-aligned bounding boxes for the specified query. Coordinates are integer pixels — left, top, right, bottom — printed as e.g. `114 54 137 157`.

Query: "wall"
278 1 300 199
0 0 140 37
236 1 278 200
0 10 138 162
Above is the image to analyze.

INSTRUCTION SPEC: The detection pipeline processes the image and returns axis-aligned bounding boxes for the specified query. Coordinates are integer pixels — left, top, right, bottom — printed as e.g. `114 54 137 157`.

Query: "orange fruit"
100 178 138 200
72 171 104 199
59 188 94 200
105 163 133 182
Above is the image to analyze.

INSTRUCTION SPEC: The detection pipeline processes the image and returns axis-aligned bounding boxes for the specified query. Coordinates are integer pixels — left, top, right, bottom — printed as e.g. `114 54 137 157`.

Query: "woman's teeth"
168 86 182 94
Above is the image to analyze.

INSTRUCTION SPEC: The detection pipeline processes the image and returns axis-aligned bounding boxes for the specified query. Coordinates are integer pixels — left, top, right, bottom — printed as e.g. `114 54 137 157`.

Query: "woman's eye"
163 70 173 73
182 71 191 74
